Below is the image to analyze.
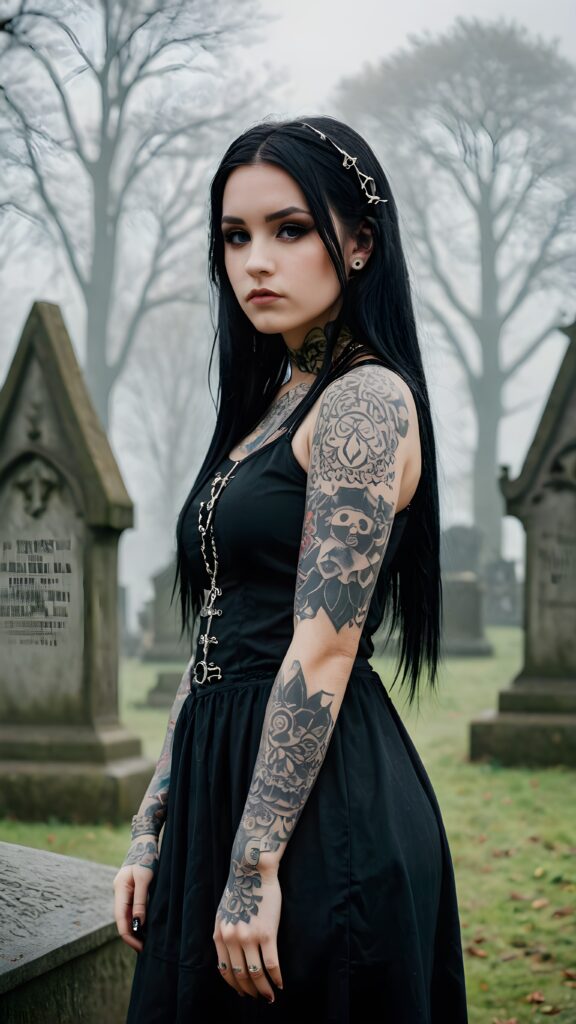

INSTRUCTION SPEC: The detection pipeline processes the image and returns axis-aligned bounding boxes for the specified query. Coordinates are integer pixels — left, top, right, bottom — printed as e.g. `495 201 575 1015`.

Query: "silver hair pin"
300 122 388 206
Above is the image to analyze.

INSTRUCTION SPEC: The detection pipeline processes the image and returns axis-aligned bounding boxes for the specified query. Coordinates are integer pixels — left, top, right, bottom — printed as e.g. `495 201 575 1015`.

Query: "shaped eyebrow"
221 206 311 225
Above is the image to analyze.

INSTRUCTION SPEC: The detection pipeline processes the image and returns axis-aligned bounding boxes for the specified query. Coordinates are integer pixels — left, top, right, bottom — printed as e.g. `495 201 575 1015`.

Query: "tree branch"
2 87 87 292
6 29 89 165
421 299 477 382
503 315 562 379
410 189 478 326
7 8 96 73
501 199 572 323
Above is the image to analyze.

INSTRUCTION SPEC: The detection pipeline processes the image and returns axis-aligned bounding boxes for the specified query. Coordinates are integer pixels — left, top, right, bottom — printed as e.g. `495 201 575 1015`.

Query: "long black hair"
171 114 442 705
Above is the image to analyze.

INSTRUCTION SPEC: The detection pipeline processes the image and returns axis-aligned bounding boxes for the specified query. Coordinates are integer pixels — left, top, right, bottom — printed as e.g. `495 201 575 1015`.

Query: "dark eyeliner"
223 222 310 245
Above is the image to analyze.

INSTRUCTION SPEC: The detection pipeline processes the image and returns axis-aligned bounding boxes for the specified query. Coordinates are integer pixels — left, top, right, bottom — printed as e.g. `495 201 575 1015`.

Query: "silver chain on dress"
192 461 238 685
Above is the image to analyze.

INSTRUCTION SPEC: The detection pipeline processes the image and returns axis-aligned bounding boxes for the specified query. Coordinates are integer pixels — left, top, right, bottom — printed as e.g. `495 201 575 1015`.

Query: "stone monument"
470 321 576 766
0 301 154 821
141 561 190 662
441 525 493 656
140 560 190 707
483 557 522 626
0 841 134 1024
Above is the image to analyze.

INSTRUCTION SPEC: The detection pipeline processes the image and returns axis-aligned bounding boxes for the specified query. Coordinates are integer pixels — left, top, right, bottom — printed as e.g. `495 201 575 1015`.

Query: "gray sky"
250 0 576 115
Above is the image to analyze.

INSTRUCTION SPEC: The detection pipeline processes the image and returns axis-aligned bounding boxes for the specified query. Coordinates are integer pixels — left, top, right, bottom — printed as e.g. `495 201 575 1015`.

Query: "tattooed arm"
216 365 417 927
122 658 193 868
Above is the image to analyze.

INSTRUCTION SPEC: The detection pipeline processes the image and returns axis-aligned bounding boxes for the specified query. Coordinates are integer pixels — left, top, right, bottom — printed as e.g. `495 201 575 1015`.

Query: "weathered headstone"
483 557 522 627
143 562 194 706
141 561 189 662
471 321 576 766
0 841 134 1024
0 301 154 821
441 525 493 657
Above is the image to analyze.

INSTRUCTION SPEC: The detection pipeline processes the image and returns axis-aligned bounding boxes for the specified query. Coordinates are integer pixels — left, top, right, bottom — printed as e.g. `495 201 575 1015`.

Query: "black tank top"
181 351 411 678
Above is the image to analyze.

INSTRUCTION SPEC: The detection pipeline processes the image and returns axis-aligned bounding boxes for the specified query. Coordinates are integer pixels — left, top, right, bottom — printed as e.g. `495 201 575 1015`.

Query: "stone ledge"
0 724 143 763
470 710 576 767
0 757 154 824
0 841 127 993
0 841 135 1024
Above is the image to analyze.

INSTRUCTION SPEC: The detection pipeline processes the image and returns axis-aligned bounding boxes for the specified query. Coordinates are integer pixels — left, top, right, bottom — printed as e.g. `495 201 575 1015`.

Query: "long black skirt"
125 662 468 1023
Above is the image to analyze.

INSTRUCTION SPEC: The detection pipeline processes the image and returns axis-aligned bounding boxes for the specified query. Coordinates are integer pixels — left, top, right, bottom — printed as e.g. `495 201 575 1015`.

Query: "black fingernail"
131 916 143 936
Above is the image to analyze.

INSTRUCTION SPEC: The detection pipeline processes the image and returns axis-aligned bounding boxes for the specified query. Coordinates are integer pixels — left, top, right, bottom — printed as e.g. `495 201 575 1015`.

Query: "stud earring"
352 257 364 270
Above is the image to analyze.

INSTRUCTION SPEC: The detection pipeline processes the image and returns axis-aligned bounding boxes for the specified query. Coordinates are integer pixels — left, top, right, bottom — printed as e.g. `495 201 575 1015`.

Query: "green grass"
1 629 575 1023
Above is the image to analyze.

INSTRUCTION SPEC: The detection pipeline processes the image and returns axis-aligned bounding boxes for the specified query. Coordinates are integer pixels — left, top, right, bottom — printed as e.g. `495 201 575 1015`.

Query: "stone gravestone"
483 557 522 626
141 562 190 662
470 321 576 766
440 525 493 656
0 301 154 821
0 841 134 1024
144 561 192 707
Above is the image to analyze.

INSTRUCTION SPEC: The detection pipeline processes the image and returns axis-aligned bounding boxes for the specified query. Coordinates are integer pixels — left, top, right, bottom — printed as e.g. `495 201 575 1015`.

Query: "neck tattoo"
285 323 355 374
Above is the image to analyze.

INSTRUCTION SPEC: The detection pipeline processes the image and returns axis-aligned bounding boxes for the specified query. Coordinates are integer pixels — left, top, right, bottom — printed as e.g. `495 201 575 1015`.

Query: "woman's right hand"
113 834 159 952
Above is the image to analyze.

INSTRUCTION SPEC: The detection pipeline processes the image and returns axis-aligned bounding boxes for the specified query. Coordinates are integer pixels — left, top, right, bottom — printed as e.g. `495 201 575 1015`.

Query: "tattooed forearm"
295 367 409 633
129 661 192 841
122 837 159 875
217 659 335 925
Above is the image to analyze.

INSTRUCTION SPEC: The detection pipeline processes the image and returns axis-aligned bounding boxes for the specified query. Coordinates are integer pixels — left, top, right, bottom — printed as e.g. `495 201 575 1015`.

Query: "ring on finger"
248 964 261 974
232 965 243 974
218 961 227 972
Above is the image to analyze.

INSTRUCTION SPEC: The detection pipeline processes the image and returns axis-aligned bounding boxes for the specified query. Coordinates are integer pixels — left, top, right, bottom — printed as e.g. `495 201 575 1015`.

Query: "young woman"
114 115 468 1023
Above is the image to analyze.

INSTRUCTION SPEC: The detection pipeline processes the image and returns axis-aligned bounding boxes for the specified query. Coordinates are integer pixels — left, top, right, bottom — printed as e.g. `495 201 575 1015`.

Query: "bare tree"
0 0 272 429
335 17 576 559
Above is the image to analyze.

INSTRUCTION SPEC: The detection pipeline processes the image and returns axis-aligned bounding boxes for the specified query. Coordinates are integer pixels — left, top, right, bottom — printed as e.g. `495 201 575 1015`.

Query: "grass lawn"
1 627 574 1023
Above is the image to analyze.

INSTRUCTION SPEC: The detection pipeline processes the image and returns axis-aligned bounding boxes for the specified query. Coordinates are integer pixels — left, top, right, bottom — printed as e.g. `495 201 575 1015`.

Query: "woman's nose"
244 243 275 274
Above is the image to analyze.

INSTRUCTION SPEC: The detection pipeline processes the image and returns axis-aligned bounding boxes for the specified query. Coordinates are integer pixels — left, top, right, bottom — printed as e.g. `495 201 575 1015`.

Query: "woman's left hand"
213 859 284 1002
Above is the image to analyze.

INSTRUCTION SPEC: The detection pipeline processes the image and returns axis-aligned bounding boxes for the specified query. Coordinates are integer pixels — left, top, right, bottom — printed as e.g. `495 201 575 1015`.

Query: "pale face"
221 162 369 352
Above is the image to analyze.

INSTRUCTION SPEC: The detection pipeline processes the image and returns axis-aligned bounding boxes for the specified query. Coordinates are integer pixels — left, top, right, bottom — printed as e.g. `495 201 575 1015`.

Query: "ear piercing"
352 258 364 270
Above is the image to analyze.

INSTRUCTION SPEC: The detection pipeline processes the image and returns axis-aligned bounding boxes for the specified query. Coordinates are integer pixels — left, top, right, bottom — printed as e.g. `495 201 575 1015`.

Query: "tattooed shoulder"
308 364 412 492
295 366 414 636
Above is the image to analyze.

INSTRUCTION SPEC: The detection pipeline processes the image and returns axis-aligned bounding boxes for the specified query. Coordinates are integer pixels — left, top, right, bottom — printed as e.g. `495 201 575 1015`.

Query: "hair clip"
300 123 388 206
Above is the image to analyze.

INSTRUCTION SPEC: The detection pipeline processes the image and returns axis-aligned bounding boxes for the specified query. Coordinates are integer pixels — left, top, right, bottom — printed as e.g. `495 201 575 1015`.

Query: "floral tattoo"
216 659 335 926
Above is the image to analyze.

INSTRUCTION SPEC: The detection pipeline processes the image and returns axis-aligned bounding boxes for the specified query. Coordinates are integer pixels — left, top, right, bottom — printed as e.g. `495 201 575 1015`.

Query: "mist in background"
1 0 574 631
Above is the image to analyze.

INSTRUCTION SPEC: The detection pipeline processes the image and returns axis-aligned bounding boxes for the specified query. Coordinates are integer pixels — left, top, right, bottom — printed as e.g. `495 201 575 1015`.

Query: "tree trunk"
471 381 504 563
84 145 116 432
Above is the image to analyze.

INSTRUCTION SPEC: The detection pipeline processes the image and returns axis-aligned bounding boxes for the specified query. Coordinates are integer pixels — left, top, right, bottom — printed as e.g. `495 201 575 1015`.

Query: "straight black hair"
171 115 442 706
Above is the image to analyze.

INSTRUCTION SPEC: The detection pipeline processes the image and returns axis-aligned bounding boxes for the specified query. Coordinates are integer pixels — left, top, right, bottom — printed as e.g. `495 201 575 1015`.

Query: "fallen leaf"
492 1018 518 1024
525 991 546 1003
492 848 514 858
509 891 530 901
540 1007 561 1016
552 906 574 918
466 944 488 958
532 898 550 910
563 969 576 980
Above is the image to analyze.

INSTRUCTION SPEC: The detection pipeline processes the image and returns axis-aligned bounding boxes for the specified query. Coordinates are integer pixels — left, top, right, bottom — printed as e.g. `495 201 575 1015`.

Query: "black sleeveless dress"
125 357 468 1024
